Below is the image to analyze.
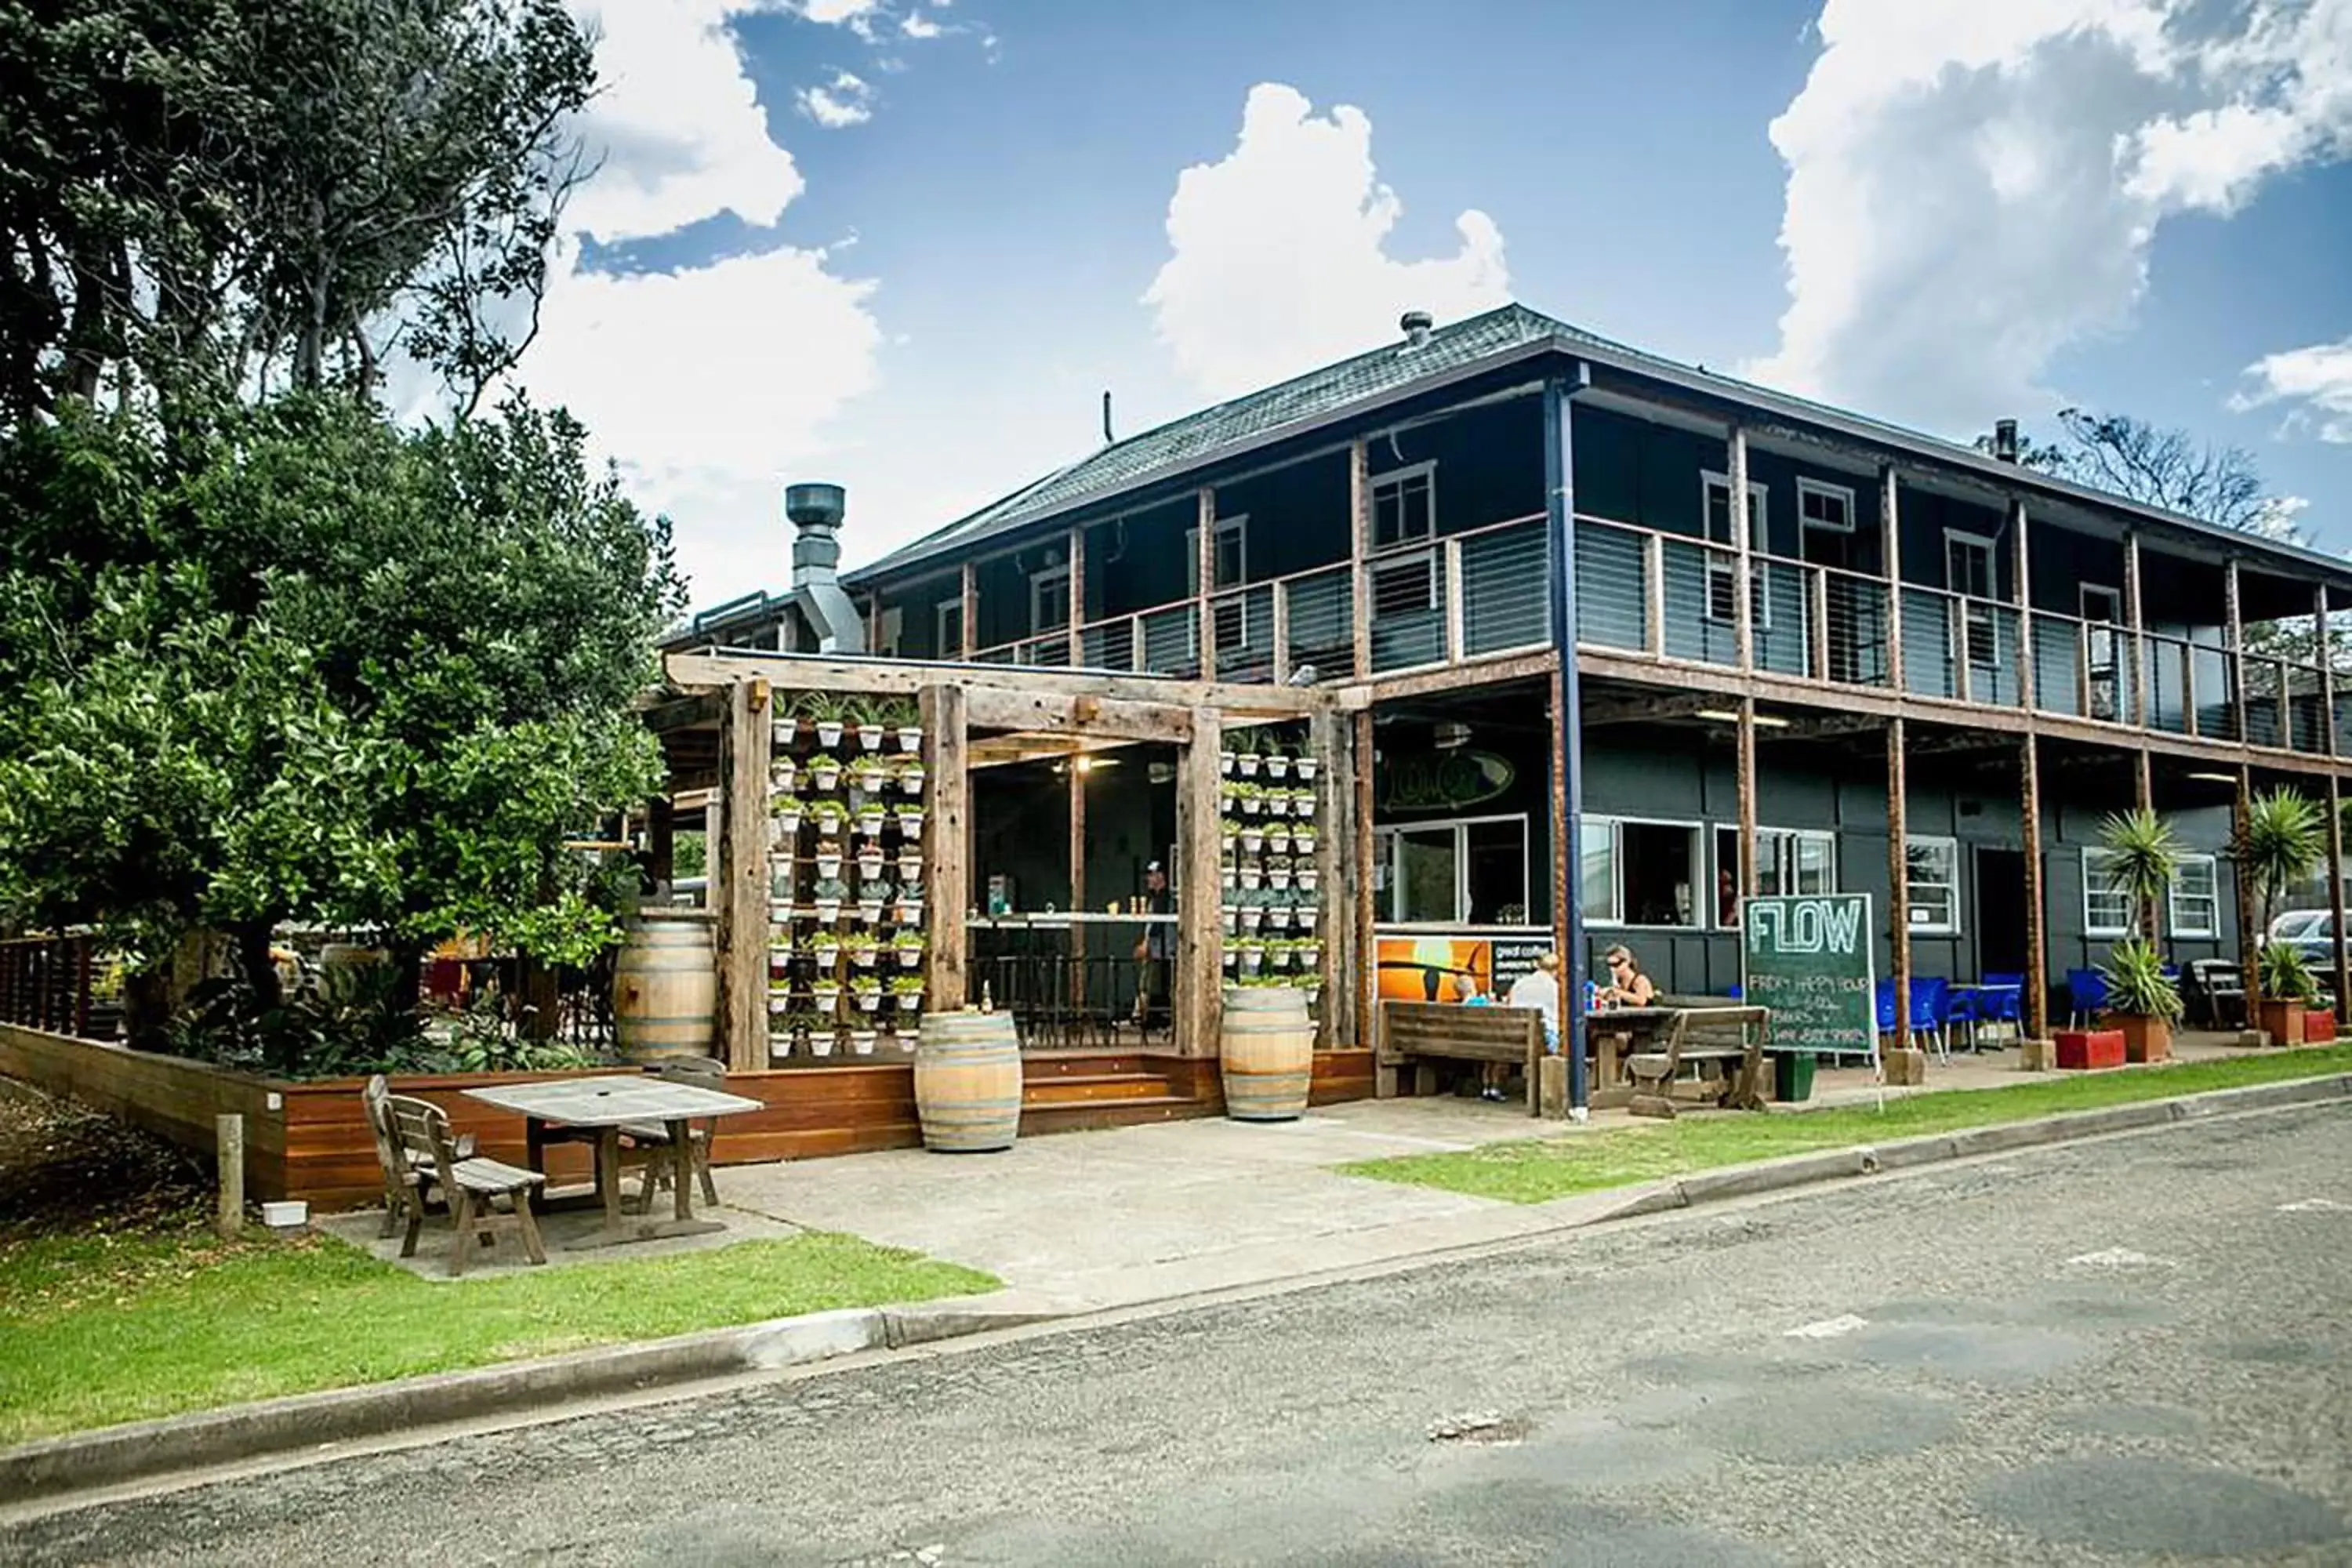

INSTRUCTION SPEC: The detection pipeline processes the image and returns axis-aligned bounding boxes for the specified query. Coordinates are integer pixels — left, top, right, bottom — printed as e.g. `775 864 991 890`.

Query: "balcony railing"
944 512 2344 760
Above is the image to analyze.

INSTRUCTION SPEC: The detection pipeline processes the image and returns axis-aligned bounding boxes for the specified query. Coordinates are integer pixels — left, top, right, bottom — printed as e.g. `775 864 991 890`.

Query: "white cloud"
1143 82 1509 400
1754 0 2352 436
2234 335 2352 442
797 69 877 127
496 3 885 598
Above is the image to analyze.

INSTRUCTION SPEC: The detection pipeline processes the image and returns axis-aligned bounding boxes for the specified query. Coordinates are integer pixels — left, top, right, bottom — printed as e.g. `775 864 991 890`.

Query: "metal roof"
834 301 2349 593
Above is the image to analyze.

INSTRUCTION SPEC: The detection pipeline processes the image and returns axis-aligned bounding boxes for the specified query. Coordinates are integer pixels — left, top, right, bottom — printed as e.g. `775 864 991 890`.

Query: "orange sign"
1376 937 1494 1004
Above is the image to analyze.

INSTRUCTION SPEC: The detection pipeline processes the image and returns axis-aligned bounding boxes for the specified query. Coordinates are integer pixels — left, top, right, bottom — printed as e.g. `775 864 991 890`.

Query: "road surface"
9 1105 2352 1566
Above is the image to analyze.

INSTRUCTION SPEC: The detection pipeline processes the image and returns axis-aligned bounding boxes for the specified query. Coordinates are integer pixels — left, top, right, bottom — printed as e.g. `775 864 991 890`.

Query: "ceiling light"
1692 709 1791 728
2186 771 2238 785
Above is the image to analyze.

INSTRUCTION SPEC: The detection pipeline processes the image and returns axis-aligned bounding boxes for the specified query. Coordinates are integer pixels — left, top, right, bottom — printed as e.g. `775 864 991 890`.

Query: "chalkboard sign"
1740 894 1876 1055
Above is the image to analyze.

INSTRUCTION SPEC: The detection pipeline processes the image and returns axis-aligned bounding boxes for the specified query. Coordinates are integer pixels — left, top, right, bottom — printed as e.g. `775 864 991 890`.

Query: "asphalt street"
8 1105 2351 1566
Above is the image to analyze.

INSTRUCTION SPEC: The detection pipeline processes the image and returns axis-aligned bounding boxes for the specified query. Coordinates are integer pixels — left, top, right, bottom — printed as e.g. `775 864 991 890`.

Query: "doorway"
1975 848 2030 975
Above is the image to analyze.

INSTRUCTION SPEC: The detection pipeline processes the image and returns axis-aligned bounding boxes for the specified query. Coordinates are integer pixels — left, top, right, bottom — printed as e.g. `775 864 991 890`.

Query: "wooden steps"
1013 1051 1213 1134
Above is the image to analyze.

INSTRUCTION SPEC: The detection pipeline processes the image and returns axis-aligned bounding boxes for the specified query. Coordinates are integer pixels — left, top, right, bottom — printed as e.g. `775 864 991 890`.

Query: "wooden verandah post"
1175 706 1224 1057
920 683 969 1012
713 677 773 1070
1886 717 1912 1066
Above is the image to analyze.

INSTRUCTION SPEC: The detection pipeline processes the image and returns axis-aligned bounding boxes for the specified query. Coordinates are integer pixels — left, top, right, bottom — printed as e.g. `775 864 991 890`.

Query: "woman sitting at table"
1596 944 1656 1008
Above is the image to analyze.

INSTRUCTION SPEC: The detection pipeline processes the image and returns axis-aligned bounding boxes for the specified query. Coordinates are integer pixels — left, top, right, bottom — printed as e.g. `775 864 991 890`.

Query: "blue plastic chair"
2066 967 2108 1027
1911 977 1951 1062
1980 972 2025 1025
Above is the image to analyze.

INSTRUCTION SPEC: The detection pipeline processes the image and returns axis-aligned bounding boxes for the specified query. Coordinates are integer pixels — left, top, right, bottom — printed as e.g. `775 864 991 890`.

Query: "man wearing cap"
1133 862 1173 1037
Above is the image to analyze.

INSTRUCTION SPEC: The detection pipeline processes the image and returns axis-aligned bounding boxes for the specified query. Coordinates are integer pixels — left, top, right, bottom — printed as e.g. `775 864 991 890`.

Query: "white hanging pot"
1298 868 1320 891
1294 758 1318 782
1242 831 1263 852
811 1033 837 1057
1221 751 1237 776
814 901 841 924
899 811 927 834
768 989 791 1014
857 991 884 1012
1241 906 1264 929
1237 753 1260 777
1266 757 1289 780
1222 907 1239 931
811 764 840 790
852 1032 877 1054
1240 866 1263 889
1241 952 1263 974
856 726 884 753
773 717 799 746
1241 797 1261 816
897 725 924 753
815 721 844 747
1269 866 1292 888
897 946 923 968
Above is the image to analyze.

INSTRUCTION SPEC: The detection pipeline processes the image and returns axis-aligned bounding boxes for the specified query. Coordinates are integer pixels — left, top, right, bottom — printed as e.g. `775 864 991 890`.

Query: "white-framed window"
1581 816 1702 929
1372 461 1436 547
1945 530 1998 667
2082 847 2134 938
1796 477 1856 533
2081 585 2121 623
2171 854 2220 938
1373 813 1529 924
935 597 964 659
1183 514 1250 594
1713 826 1838 925
2082 584 2124 718
1029 561 1071 636
1904 835 1962 934
1701 472 1771 627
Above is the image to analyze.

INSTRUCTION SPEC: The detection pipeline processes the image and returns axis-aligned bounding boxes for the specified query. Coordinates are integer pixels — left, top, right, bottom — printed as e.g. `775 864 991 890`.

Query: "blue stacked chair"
2066 967 2109 1028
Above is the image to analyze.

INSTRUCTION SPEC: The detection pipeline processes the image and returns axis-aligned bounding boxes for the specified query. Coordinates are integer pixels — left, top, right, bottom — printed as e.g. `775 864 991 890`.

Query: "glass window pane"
1579 820 1617 924
1465 820 1526 925
1794 833 1835 895
1621 822 1698 927
1396 828 1457 923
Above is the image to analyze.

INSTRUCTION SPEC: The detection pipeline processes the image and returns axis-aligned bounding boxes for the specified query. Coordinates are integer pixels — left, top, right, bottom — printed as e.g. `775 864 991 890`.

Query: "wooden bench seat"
1622 1004 1771 1119
1377 1001 1546 1116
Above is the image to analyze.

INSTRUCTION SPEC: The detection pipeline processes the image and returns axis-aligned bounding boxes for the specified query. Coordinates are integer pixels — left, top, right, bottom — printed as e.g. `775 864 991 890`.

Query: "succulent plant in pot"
1236 936 1265 975
804 692 850 750
1236 744 1261 778
807 753 844 793
1293 750 1319 783
2259 941 2321 1048
810 1026 839 1058
851 1026 879 1055
1264 739 1290 781
1236 781 1263 816
809 797 848 836
1241 822 1264 854
2241 787 2326 1037
844 931 880 968
811 975 843 1011
898 756 927 795
769 754 799 793
811 929 841 967
892 929 927 967
772 710 799 748
811 876 850 923
891 973 926 1011
770 793 805 835
895 801 927 836
2098 935 2182 1062
889 698 924 753
851 973 884 1012
850 696 889 753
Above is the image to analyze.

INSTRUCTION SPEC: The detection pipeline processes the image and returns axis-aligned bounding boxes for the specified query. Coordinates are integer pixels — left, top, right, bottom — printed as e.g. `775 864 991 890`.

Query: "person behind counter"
1596 944 1655 1008
1131 861 1173 1034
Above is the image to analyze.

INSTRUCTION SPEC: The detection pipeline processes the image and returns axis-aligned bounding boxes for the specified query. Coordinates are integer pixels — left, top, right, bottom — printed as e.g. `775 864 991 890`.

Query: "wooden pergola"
649 650 1359 1070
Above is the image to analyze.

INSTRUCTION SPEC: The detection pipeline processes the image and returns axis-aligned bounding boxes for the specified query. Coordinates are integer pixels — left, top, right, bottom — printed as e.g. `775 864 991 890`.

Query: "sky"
519 0 2352 608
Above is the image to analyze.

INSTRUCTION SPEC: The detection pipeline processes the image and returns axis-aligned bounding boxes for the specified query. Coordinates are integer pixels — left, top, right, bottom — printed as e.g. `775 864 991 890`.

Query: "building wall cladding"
1577 728 2237 998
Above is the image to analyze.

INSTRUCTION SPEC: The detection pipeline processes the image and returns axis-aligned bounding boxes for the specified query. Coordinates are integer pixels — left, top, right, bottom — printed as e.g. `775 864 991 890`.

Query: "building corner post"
1544 376 1587 1112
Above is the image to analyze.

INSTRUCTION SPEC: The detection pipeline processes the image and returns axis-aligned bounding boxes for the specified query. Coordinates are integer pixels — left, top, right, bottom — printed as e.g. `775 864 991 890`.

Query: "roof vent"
783 481 866 655
1992 419 2020 464
1400 310 1434 349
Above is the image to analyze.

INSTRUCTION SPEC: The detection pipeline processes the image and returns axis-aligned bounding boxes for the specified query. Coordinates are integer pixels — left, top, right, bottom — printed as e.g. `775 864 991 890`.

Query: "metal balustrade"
1210 584 1276 683
1282 564 1353 678
1140 604 1200 677
1367 540 1448 673
1459 518 1550 656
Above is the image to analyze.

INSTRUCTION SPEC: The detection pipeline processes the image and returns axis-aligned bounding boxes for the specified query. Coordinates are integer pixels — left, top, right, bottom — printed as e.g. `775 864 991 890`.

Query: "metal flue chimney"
784 481 866 654
1992 419 2020 463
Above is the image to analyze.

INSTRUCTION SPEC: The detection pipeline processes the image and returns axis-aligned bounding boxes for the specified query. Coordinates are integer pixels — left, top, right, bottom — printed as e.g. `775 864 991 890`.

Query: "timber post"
215 1112 244 1240
1348 440 1373 681
1879 466 1905 694
2225 558 2247 742
1886 717 1912 1065
1352 709 1377 1051
2020 733 2048 1047
1196 488 1218 681
2124 532 2148 728
1067 525 1086 666
1737 699 1759 898
1544 376 1588 1111
1175 706 1225 1057
959 561 978 659
1730 423 1754 673
2011 499 2035 712
920 684 969 1011
1310 707 1355 1050
2136 750 2157 940
713 677 772 1070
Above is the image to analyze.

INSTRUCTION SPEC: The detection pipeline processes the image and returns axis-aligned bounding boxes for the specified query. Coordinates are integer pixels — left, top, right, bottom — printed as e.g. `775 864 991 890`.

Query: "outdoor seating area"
357 1060 761 1276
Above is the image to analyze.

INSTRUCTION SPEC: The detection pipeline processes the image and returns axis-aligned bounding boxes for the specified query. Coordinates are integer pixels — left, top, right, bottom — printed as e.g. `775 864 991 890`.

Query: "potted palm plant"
2241 788 2325 1044
2260 942 2320 1046
2094 808 2183 1062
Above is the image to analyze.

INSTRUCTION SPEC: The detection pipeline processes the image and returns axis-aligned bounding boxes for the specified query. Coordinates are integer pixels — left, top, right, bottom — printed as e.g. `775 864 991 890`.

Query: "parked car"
2285 913 2346 970
2267 909 2328 948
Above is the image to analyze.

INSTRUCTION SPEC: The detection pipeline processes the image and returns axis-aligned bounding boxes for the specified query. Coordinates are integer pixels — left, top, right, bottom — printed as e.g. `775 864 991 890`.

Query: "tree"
0 393 681 1036
0 0 593 428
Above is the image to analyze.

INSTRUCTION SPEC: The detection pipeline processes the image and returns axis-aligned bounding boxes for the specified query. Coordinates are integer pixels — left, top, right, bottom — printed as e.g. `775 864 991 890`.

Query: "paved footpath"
9 1103 2349 1566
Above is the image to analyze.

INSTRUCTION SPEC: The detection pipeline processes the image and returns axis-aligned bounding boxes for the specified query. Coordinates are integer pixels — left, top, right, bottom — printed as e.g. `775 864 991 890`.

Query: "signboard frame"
1739 892 1879 1070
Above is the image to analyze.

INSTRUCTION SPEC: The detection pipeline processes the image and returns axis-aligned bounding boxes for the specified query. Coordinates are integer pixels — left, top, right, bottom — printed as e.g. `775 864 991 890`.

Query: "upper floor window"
1945 531 1998 667
935 597 964 659
1373 462 1436 547
1700 472 1769 626
1183 514 1249 594
1796 477 1856 532
1030 561 1071 635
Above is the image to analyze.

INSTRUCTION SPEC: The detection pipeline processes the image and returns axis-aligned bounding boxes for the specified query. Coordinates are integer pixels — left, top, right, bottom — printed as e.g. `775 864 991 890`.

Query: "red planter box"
2306 1010 2336 1044
2053 1029 2126 1071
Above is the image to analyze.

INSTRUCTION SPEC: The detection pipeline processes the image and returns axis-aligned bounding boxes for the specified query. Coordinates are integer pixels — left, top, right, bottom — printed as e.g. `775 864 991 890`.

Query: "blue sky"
532 0 2352 604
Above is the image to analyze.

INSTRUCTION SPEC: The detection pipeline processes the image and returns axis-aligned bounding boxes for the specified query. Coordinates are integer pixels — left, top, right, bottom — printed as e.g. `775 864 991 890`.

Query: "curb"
1593 1070 2352 1222
6 1071 2347 1509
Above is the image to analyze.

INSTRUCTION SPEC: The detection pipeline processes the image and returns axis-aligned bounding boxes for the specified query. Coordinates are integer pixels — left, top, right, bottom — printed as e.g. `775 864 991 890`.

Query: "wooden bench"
1622 1004 1771 1118
1377 1001 1546 1116
383 1093 548 1276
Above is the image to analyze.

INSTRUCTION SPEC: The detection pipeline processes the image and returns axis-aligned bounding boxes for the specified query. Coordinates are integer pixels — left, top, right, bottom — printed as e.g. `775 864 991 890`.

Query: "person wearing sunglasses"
1597 944 1655 1008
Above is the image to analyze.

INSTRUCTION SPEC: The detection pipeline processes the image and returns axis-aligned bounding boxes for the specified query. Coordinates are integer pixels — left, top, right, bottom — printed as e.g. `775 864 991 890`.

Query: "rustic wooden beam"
1196 488 1218 682
1642 531 1666 657
1310 707 1355 1049
1271 579 1291 685
1348 648 1560 706
2236 763 2263 1029
1807 568 1831 683
1737 698 1759 897
960 561 978 659
2011 499 2037 712
1581 689 1727 727
1886 717 1911 1058
1067 525 1086 667
2226 557 2247 742
1175 706 1225 1058
713 677 773 1070
1353 708 1377 1049
1880 465 1906 694
1349 438 1373 681
662 652 1327 718
960 686 1196 744
645 795 676 889
920 684 969 1011
2124 531 2148 728
641 688 731 735
2020 733 2048 1044
1730 423 1755 673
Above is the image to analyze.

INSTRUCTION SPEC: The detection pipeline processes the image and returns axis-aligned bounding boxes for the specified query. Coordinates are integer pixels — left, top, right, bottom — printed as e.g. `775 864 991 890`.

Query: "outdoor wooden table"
1585 1004 1769 1109
464 1076 763 1250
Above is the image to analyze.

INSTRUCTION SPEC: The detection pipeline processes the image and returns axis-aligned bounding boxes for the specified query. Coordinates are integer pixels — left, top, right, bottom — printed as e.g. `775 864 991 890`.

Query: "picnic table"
1585 1002 1772 1112
465 1075 762 1250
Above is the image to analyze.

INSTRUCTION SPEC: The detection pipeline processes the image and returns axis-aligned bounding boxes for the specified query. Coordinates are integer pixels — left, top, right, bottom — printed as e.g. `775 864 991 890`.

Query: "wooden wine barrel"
1220 985 1313 1121
914 1010 1023 1152
612 913 717 1064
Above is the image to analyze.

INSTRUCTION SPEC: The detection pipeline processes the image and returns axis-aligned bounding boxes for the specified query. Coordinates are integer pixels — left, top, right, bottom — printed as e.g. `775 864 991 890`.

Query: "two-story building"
676 302 2352 1063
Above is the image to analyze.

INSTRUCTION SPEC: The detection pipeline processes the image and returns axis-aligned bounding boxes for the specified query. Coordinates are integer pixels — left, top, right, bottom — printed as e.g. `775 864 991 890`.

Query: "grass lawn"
1341 1044 2352 1207
0 1225 997 1446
